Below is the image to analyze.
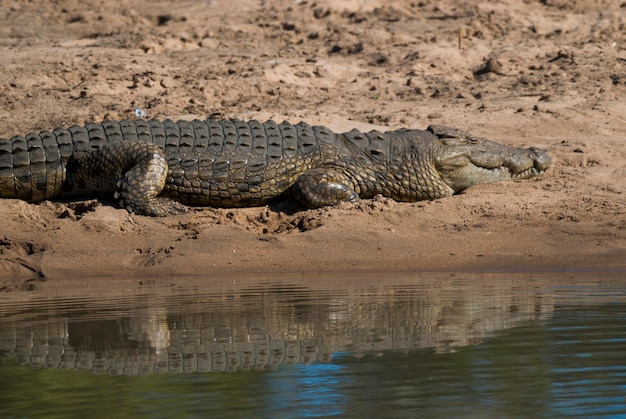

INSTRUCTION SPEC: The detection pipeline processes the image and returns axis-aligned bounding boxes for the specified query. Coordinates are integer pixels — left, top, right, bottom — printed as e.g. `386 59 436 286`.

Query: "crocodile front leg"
66 142 189 216
292 168 360 208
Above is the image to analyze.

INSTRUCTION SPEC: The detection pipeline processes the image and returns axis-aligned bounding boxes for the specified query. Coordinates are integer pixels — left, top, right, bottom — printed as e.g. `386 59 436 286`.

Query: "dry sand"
1 0 625 290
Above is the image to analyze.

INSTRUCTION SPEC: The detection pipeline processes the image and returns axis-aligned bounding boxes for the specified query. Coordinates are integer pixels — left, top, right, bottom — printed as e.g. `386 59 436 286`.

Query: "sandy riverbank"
1 0 624 290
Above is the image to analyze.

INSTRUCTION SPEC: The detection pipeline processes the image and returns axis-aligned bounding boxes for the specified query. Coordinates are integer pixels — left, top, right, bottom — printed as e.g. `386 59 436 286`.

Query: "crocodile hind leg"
65 142 189 216
292 168 360 208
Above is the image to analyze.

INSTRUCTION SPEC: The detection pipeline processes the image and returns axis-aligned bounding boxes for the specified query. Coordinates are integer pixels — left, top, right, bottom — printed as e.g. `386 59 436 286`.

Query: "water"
1 271 625 418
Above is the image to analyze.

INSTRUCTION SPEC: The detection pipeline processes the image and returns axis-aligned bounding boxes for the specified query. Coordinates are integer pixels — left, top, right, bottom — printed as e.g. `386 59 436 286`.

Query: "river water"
1 271 625 418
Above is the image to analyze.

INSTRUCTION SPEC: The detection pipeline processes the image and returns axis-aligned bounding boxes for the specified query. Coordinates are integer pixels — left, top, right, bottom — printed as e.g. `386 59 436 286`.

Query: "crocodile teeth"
479 166 545 180
512 167 543 179
478 166 510 176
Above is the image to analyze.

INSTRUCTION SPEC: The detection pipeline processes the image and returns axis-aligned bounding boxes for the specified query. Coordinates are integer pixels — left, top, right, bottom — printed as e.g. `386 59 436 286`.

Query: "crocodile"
0 118 551 216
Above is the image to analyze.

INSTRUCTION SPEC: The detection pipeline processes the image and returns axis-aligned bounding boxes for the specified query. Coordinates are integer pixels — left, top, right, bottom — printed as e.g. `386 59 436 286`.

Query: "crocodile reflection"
0 277 554 375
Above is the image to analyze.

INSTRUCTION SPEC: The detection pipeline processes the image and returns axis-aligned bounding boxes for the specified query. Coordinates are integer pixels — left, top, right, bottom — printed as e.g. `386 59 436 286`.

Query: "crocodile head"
428 125 551 193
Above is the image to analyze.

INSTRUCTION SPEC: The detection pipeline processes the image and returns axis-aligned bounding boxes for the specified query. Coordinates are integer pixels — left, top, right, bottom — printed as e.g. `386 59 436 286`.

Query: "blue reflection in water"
545 307 626 417
265 362 348 417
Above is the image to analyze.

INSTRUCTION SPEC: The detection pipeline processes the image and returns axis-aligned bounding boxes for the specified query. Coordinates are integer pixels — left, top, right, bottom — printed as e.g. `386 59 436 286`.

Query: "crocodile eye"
442 135 481 146
441 136 468 146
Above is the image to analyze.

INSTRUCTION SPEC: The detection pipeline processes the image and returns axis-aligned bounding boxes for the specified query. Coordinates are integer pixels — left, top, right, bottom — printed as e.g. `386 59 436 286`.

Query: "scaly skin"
0 119 551 216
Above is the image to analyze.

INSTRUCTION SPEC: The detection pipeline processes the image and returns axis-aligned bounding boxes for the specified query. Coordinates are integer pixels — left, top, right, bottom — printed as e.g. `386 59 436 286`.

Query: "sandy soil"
1 0 625 289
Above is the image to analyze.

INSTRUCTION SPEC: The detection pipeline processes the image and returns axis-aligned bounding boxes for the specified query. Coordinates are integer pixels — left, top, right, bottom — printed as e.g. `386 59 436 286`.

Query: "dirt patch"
1 0 625 288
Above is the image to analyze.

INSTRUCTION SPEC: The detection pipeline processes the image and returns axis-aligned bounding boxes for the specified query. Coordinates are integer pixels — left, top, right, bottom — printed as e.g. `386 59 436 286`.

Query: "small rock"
157 14 173 26
473 57 504 77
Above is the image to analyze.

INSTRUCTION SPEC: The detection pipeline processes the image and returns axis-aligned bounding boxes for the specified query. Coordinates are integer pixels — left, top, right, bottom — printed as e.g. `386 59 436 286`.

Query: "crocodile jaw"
434 138 552 193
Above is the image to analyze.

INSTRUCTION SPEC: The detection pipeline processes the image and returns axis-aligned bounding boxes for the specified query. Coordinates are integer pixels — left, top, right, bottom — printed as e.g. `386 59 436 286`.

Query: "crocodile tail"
0 131 67 202
0 120 163 202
